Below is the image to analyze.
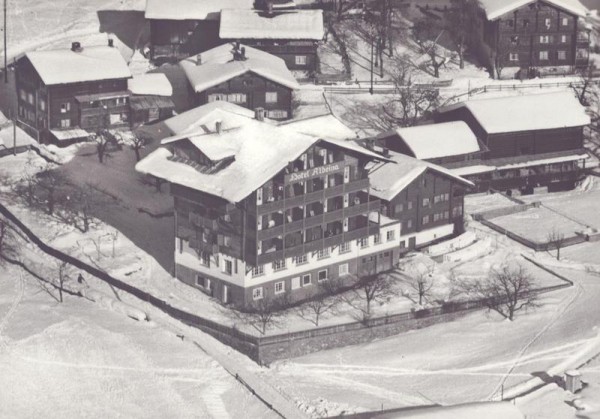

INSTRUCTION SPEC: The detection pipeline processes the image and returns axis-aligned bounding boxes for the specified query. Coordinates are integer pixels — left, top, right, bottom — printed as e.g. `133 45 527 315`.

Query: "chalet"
128 73 176 125
219 8 324 72
368 151 473 251
15 42 132 144
435 91 591 193
477 0 590 78
180 43 299 120
136 102 399 307
144 0 254 62
374 121 486 166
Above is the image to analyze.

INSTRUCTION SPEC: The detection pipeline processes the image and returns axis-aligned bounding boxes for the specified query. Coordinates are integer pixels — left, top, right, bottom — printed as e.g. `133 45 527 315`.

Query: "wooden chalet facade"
180 44 299 120
15 43 132 144
434 91 591 194
219 9 324 72
477 0 590 78
136 103 402 307
144 0 254 62
369 151 472 252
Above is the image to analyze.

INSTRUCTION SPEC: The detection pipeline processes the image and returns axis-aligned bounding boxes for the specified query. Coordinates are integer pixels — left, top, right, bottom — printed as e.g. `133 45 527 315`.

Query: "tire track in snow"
486 278 584 400
0 267 25 350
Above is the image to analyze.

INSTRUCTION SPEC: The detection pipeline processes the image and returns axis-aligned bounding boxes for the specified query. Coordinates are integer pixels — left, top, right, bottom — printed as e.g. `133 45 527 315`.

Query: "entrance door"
408 237 416 250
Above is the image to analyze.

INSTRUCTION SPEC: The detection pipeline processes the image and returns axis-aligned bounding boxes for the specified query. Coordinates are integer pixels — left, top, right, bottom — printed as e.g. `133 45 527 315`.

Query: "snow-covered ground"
0 262 277 418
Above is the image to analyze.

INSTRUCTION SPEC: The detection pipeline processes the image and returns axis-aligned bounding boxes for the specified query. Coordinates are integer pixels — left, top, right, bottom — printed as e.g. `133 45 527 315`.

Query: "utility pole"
3 0 7 83
369 37 374 95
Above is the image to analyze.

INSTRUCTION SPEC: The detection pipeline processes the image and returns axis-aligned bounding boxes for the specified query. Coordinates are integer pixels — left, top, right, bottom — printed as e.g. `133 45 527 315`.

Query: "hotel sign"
285 162 345 183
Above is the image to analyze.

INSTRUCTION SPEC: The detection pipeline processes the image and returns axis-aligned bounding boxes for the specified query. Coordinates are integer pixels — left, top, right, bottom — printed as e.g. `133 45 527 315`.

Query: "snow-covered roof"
128 73 173 97
437 91 590 134
369 151 473 201
0 120 36 150
50 128 90 142
144 0 254 21
137 102 386 203
393 121 480 159
25 46 131 86
219 9 324 40
280 114 357 141
180 43 299 93
377 401 525 419
479 0 588 20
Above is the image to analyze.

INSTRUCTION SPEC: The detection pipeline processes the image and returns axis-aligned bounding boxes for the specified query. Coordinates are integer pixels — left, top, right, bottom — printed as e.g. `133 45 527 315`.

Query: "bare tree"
547 228 566 261
572 63 599 107
446 0 480 69
34 169 66 216
237 294 288 335
407 269 436 306
342 273 397 321
56 261 72 303
296 278 344 326
382 54 440 128
66 184 101 233
461 264 539 321
129 132 150 162
413 15 448 78
93 129 118 164
492 37 511 79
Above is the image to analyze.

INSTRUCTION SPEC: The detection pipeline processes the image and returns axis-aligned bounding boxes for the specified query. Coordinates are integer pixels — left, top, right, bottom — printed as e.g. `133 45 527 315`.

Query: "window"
540 35 551 44
433 213 440 222
545 18 551 28
400 240 406 249
19 89 26 101
200 251 210 267
302 274 311 286
207 93 228 102
561 35 568 43
452 205 463 217
274 281 285 294
339 263 349 276
394 203 403 213
562 17 569 26
444 193 450 201
558 50 567 60
539 51 549 60
265 92 278 104
318 269 328 282
27 93 34 105
510 35 519 45
60 119 71 128
272 259 287 272
252 287 264 300
523 19 530 28
227 93 247 103
358 237 369 248
339 242 351 254
509 53 519 61
292 277 301 289
252 265 264 277
294 254 308 265
422 198 430 207
109 113 123 125
422 215 430 225
267 110 288 119
317 248 330 260
373 234 381 245
386 230 395 242
60 102 70 113
433 195 441 204
224 260 233 275
407 201 413 210
223 235 231 247
407 219 413 229
39 98 46 111
295 55 307 65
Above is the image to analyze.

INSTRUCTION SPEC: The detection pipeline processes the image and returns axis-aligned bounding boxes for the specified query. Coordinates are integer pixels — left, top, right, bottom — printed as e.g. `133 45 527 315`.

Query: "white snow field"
0 265 276 419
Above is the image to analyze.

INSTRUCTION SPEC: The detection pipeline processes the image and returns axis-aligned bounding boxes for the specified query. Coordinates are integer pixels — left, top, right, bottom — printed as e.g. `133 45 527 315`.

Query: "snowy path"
0 266 25 350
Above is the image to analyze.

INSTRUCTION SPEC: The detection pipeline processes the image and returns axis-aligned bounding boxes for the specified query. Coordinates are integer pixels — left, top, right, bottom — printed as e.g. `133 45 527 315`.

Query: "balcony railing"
257 177 370 215
256 225 377 265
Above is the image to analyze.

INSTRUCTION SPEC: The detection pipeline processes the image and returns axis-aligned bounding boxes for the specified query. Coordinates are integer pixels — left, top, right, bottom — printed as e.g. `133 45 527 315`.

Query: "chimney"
255 107 265 121
382 147 390 157
266 0 273 14
71 42 82 52
215 120 222 134
196 54 202 66
108 38 114 48
240 47 246 60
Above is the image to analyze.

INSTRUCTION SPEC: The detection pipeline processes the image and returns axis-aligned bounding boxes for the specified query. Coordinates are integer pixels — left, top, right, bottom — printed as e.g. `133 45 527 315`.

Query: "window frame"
252 287 264 300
